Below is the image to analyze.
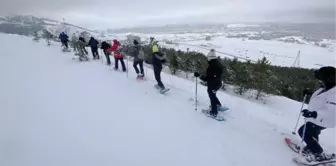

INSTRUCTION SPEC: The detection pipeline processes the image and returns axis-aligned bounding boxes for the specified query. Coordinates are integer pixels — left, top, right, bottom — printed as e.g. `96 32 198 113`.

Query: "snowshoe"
62 47 71 52
292 153 336 166
136 74 146 81
284 138 311 156
285 138 336 165
207 105 229 112
154 84 169 94
201 109 225 121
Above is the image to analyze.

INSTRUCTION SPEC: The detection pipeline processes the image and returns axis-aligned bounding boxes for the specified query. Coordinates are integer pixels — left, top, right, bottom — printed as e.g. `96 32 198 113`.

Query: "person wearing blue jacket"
88 37 100 59
59 32 69 49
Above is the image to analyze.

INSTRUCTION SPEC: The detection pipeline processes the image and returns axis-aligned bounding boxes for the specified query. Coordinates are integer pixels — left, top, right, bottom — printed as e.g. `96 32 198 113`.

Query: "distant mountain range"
106 22 335 40
0 15 98 36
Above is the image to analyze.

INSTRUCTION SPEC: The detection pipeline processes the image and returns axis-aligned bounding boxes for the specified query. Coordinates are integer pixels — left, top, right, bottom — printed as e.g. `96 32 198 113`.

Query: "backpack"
138 47 145 60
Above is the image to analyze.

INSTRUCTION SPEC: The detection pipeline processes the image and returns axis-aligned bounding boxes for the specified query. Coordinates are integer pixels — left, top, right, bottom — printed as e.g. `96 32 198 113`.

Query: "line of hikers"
58 32 168 91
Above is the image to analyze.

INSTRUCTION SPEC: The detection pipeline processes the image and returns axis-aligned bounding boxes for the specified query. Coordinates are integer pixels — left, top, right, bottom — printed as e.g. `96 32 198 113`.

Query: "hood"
113 39 120 45
315 66 336 89
207 49 217 61
133 39 139 45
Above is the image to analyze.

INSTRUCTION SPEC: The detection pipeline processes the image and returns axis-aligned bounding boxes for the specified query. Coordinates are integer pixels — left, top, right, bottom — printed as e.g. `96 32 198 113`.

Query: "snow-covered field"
171 37 336 68
97 32 336 69
0 33 335 166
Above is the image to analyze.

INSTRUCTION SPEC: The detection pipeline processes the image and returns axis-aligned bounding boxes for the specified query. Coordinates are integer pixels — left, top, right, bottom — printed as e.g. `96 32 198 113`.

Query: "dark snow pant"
83 47 88 55
115 58 126 71
91 46 99 59
298 122 325 154
104 51 111 65
153 65 164 88
207 83 222 115
62 41 68 48
133 60 144 75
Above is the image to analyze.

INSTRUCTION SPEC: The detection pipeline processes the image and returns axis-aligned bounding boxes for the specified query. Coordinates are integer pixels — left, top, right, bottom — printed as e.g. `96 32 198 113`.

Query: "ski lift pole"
195 77 198 111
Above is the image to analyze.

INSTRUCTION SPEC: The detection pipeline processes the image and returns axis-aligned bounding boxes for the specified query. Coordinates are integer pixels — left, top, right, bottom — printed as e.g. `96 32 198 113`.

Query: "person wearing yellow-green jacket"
151 40 167 91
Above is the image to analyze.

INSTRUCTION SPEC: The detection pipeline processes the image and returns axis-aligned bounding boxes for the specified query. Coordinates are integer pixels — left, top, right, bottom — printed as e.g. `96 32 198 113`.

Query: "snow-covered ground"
0 33 335 166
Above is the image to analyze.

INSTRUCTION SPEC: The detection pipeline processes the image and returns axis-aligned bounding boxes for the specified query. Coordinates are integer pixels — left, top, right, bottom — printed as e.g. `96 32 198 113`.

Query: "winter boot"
301 146 312 155
202 109 218 118
137 74 145 79
209 111 218 118
208 105 228 112
314 153 335 162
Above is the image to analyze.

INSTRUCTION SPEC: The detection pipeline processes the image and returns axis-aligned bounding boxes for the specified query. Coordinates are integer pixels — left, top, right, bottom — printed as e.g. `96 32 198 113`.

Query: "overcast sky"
0 0 335 29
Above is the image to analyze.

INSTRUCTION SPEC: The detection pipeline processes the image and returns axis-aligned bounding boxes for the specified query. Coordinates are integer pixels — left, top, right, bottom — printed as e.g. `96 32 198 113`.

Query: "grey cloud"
0 0 334 28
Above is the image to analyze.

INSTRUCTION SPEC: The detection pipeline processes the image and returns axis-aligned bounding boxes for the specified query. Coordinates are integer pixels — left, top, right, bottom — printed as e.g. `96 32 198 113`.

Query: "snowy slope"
0 33 335 166
163 36 336 68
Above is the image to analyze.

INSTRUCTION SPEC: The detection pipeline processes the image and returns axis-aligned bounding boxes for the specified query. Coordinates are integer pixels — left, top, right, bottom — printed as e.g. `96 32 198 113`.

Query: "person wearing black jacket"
88 37 100 59
194 49 223 117
100 41 112 65
152 40 167 90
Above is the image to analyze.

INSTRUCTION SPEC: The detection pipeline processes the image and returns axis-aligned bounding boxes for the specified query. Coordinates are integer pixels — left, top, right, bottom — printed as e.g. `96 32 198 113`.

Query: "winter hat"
207 49 217 61
152 40 158 44
315 66 336 81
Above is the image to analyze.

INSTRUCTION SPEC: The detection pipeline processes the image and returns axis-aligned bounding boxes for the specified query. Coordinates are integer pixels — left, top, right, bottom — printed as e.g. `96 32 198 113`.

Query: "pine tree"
32 31 39 42
179 51 193 78
233 60 253 95
251 57 274 100
168 53 179 75
226 58 238 84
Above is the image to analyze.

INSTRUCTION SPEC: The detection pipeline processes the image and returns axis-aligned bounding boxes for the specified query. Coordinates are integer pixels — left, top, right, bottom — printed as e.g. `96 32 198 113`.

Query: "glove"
194 72 201 77
303 88 313 96
302 109 317 118
161 59 167 63
199 75 206 81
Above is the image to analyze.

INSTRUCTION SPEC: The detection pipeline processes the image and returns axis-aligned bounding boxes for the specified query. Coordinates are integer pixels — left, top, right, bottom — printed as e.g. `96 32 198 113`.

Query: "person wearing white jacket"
298 66 336 162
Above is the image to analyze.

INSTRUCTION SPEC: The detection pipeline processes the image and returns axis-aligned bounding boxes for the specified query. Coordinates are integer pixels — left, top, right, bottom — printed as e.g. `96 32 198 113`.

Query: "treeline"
137 44 319 102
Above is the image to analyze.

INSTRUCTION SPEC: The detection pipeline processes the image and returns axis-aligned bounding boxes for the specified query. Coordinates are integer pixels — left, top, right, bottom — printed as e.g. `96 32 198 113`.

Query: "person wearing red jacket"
106 39 126 71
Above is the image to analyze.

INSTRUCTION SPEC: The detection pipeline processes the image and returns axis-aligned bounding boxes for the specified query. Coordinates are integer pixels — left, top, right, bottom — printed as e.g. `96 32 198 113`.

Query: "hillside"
0 33 335 166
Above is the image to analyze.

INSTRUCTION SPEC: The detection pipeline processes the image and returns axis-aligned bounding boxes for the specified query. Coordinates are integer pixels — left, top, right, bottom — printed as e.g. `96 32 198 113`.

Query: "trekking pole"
195 77 198 111
299 119 308 155
100 49 104 64
292 94 307 135
126 55 129 78
145 62 148 76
